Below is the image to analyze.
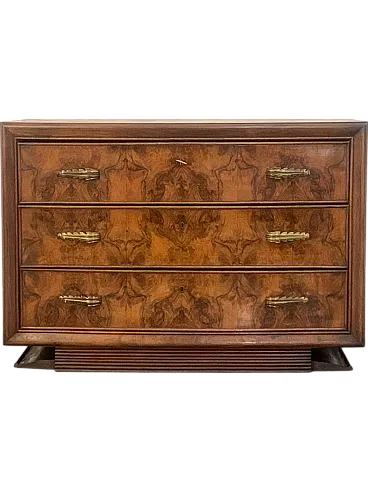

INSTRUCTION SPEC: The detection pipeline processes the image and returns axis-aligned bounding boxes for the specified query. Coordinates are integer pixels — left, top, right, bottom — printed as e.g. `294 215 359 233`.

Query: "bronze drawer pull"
59 295 102 307
175 159 189 165
57 231 101 244
57 168 100 180
267 167 311 180
266 231 310 243
266 296 309 308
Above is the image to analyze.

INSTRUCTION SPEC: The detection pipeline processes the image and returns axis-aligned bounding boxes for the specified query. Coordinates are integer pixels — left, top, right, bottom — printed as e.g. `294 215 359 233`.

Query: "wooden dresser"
1 120 366 372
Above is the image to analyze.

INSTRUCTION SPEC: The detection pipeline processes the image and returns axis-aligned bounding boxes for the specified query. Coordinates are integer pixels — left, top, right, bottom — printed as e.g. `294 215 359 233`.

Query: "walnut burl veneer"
21 271 347 332
19 142 348 203
2 120 367 372
21 207 347 267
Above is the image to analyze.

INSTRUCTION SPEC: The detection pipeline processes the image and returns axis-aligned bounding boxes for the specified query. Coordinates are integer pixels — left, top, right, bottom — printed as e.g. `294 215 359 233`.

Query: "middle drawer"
20 207 347 267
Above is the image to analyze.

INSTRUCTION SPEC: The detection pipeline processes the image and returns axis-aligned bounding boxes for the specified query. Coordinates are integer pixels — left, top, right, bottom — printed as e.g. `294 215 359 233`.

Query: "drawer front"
19 143 348 203
20 207 347 267
21 271 347 332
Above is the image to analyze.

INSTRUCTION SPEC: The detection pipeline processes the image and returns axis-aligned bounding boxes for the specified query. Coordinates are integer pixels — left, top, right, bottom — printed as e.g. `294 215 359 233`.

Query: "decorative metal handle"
59 295 101 307
266 231 310 243
57 231 101 244
267 167 310 180
175 159 189 165
266 296 309 308
57 168 100 180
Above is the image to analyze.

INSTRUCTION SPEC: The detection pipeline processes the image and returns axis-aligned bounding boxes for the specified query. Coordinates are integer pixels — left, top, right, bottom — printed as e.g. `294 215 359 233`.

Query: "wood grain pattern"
21 271 347 332
4 120 366 141
2 120 366 356
19 143 348 202
349 126 367 346
1 125 19 343
55 347 312 372
20 207 347 267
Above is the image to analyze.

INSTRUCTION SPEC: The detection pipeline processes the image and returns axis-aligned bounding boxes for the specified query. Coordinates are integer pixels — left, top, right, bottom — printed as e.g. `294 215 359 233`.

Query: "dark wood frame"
2 120 366 349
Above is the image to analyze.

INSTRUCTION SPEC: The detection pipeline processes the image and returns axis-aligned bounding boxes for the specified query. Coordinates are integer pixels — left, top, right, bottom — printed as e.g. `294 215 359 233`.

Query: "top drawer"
19 142 348 203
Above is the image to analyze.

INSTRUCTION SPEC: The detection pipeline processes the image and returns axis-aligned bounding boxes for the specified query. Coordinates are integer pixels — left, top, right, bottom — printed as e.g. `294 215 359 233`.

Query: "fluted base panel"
54 347 312 372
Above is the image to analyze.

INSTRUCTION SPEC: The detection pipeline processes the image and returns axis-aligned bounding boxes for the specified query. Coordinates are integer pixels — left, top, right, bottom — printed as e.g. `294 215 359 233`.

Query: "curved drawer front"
20 207 347 267
19 142 348 203
21 271 347 332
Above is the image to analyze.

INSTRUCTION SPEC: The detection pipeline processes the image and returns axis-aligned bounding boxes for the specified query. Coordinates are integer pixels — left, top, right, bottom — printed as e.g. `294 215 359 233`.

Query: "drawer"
21 271 347 332
19 142 348 203
20 207 347 267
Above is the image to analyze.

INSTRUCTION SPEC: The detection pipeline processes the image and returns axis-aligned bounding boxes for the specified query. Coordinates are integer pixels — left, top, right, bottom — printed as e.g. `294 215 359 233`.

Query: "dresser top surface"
2 120 366 141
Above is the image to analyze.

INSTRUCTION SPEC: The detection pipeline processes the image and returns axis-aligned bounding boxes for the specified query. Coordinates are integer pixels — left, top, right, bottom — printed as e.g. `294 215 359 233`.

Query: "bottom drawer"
21 270 347 332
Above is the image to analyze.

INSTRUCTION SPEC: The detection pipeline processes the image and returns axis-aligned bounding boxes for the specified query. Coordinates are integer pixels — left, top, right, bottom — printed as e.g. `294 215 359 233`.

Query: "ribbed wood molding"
55 347 312 372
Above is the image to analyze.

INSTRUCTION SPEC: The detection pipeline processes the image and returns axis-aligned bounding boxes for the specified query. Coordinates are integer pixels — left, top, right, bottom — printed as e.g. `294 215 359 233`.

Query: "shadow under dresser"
1 120 367 371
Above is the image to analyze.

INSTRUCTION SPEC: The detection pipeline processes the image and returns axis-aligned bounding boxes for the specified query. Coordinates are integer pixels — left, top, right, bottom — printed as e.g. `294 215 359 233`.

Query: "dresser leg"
14 346 55 369
311 347 352 371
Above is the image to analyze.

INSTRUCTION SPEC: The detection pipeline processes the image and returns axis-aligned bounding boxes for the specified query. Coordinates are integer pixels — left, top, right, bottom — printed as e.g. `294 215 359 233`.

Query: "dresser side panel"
1 126 19 343
349 125 367 345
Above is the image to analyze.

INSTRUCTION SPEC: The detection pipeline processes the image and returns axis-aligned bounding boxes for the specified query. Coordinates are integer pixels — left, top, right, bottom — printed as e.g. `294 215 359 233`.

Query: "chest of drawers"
2 120 366 371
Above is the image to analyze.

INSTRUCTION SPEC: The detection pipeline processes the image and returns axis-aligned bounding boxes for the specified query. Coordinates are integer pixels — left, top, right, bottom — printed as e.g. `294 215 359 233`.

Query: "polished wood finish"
54 347 312 372
1 122 19 345
2 120 366 371
19 142 348 203
15 345 353 372
20 206 347 267
4 119 366 140
20 270 347 332
8 328 360 349
349 126 367 347
14 346 55 370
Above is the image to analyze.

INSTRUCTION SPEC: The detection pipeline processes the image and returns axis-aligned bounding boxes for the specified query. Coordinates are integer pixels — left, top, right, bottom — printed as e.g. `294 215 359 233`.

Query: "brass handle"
266 231 310 243
266 296 309 308
57 231 101 244
267 167 310 180
175 159 189 165
57 168 100 180
59 295 101 307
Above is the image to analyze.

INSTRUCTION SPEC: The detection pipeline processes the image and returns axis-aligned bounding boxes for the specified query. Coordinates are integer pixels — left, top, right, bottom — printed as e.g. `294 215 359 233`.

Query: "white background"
8 112 368 120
